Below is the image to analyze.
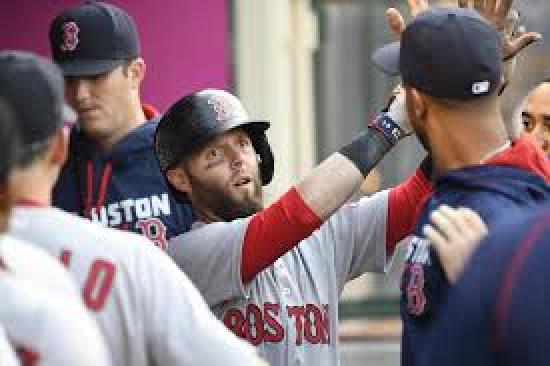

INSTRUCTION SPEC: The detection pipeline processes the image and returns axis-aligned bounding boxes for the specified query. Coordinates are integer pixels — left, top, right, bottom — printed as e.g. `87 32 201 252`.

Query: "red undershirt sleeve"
387 167 433 254
241 187 322 283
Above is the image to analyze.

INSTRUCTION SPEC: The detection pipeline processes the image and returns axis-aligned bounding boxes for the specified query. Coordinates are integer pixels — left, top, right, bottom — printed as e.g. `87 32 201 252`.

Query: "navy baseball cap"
0 97 21 181
372 7 502 100
0 51 76 153
49 1 140 76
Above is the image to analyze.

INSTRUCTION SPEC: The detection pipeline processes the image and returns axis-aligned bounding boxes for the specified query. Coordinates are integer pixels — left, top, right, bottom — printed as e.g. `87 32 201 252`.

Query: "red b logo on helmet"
60 21 79 52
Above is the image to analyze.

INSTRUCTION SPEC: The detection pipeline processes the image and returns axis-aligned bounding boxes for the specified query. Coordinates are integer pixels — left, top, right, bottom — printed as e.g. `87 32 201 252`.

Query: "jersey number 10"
60 250 116 311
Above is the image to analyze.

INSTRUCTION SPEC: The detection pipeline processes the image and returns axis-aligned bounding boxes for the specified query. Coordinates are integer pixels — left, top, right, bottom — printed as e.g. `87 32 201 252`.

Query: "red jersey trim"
142 103 159 119
493 211 550 350
387 167 433 253
241 187 322 283
486 137 550 182
16 199 46 207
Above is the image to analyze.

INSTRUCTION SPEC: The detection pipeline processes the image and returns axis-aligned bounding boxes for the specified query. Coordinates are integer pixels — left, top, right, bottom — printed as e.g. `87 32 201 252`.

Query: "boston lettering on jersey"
402 235 430 316
223 303 330 346
86 193 170 249
89 193 171 226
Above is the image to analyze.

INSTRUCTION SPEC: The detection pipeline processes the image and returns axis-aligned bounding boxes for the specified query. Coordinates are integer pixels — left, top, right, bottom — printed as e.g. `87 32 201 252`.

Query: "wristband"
369 113 407 145
339 127 392 177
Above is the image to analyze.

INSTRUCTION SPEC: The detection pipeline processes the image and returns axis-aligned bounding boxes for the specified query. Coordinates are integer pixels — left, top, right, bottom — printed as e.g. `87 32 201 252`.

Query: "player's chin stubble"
189 174 264 222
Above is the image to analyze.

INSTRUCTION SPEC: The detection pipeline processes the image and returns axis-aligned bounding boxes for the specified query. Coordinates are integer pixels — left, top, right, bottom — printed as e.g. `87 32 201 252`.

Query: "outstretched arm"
241 92 411 283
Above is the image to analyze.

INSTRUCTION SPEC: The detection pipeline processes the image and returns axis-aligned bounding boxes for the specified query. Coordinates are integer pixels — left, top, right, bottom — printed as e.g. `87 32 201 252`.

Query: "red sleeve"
387 167 433 253
241 187 322 283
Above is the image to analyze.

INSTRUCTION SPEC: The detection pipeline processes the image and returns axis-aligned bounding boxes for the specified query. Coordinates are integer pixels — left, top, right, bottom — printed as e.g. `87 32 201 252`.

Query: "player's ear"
126 58 145 90
406 87 427 121
49 128 68 167
166 166 192 195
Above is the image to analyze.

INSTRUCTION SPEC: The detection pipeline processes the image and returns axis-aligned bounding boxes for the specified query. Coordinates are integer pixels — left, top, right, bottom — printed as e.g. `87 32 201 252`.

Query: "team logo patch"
207 95 232 122
60 21 80 52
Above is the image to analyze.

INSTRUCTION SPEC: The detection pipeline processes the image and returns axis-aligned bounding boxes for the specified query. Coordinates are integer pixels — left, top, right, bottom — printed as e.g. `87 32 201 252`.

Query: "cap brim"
57 59 126 77
239 120 270 133
225 119 270 135
371 41 401 76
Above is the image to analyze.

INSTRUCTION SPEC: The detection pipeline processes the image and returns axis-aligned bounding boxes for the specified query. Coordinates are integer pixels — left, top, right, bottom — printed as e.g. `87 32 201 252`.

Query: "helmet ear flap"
250 132 274 185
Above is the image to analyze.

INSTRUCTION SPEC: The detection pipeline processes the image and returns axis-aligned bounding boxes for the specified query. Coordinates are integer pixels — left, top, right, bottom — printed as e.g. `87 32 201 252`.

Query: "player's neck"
428 110 508 174
12 167 53 207
194 207 223 224
95 103 147 151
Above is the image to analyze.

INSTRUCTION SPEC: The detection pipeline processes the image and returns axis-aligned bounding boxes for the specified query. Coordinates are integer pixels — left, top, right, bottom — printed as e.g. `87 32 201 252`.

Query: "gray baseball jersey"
10 206 258 366
0 325 19 366
0 235 110 366
168 190 391 366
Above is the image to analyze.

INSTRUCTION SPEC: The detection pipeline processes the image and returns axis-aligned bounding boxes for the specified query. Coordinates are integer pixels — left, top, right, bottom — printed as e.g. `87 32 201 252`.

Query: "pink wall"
0 0 230 112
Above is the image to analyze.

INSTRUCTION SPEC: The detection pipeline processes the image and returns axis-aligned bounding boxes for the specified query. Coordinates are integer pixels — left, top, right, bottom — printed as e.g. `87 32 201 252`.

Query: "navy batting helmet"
154 89 274 185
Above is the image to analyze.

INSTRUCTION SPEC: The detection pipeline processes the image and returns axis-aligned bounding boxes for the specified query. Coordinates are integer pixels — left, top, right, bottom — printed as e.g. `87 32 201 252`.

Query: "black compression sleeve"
339 127 392 177
339 113 405 177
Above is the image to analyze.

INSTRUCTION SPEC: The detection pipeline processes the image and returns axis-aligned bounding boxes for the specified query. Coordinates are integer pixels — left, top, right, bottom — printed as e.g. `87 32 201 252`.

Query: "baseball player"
49 2 194 248
0 325 19 366
372 6 550 366
0 264 112 366
419 203 550 366
153 87 435 366
1 50 264 366
519 79 550 155
0 92 110 365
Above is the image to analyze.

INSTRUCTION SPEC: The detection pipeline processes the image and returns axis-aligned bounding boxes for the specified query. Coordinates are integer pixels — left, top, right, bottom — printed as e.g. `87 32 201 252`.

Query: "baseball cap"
0 97 21 181
0 51 76 153
49 1 140 76
371 7 502 100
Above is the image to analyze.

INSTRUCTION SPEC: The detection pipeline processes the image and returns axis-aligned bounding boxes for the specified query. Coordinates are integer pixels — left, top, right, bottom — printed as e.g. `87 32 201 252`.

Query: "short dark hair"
0 97 20 182
16 138 52 168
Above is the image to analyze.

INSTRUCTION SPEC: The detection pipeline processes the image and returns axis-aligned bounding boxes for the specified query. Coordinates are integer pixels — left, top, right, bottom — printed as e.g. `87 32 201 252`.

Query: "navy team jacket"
53 115 194 250
400 138 550 366
418 202 550 366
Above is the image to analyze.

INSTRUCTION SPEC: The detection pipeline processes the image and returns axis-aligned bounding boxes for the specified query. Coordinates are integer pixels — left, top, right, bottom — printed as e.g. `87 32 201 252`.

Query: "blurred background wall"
0 0 231 111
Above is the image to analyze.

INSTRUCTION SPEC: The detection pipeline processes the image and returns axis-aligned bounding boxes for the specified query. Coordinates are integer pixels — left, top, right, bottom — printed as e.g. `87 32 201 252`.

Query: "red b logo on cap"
60 21 79 52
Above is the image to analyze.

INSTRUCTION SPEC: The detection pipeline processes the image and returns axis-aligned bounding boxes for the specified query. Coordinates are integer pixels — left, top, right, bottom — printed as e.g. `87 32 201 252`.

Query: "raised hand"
458 0 541 60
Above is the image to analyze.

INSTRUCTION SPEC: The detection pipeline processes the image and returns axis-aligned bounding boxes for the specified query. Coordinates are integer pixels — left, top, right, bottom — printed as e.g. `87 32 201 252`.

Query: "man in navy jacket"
49 2 193 249
372 7 550 366
419 202 550 366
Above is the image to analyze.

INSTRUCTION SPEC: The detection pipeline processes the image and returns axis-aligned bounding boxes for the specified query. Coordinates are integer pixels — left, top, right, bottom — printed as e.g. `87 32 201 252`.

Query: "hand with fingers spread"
386 1 541 59
383 0 541 94
385 0 446 39
458 0 541 61
422 205 488 284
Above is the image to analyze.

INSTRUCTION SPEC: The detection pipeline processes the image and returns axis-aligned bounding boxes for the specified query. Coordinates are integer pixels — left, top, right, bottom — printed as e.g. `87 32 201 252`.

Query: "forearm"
298 117 403 221
386 160 433 252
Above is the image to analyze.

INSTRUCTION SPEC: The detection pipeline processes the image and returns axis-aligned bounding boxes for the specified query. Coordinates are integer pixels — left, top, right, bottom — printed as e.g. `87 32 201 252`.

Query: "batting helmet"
154 89 274 185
